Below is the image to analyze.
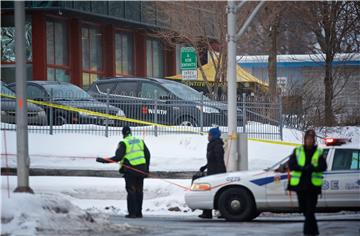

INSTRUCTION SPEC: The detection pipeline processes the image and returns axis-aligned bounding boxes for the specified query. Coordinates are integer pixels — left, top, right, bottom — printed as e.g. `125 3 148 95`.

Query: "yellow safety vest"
290 146 324 187
120 135 146 167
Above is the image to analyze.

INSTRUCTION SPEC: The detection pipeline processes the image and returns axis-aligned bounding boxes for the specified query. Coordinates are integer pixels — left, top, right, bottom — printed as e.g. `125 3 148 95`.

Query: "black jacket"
109 138 151 177
287 145 327 194
202 138 226 175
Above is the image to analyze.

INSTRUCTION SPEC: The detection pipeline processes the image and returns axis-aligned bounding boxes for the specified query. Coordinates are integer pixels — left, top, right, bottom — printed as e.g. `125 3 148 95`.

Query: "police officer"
288 129 327 236
96 126 150 218
198 127 226 219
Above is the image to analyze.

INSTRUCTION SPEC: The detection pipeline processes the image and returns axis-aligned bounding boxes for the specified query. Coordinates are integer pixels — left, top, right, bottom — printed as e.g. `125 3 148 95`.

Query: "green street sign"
181 47 197 70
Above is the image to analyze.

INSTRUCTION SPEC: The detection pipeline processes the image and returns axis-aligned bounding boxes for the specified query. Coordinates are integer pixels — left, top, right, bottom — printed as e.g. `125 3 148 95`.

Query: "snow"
1 126 359 171
1 185 143 235
1 176 195 234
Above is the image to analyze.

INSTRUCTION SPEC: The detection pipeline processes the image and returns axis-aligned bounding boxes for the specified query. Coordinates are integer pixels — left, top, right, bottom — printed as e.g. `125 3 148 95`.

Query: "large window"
1 15 32 83
46 19 69 82
82 26 103 88
146 38 164 78
115 32 133 76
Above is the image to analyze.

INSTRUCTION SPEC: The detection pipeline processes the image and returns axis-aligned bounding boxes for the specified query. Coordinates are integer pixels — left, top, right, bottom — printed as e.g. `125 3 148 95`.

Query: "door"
324 148 360 208
139 82 171 125
110 81 140 124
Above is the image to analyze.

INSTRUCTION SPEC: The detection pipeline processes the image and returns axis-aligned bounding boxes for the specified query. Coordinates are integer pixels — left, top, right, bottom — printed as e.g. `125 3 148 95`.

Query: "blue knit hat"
209 127 221 140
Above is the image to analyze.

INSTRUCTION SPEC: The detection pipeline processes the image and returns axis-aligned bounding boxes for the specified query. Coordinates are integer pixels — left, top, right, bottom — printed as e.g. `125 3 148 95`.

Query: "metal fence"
1 92 283 140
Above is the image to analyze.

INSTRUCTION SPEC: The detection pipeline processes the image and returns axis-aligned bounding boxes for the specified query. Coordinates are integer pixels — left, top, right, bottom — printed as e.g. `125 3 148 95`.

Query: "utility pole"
14 1 33 193
226 1 238 172
227 0 265 172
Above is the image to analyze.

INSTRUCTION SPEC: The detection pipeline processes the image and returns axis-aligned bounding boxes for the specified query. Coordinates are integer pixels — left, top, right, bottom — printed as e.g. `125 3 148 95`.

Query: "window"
113 82 138 97
141 83 168 99
46 19 69 82
115 32 133 75
96 82 116 93
332 149 360 171
82 26 103 88
146 38 164 78
27 85 47 100
1 15 32 84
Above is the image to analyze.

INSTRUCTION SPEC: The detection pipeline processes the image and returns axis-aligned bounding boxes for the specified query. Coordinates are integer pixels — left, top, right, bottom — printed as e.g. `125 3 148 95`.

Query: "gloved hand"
199 166 207 172
96 157 107 163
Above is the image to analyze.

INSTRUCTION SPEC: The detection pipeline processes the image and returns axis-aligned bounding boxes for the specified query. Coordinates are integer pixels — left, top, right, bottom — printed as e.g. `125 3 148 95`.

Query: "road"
110 214 360 236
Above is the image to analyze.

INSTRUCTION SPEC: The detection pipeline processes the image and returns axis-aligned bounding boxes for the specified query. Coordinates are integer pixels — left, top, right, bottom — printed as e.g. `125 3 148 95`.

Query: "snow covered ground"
1 176 194 235
1 126 359 172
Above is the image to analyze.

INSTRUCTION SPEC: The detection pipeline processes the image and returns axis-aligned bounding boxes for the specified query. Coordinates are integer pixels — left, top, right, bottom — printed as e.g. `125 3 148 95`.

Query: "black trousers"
296 191 319 235
124 174 144 216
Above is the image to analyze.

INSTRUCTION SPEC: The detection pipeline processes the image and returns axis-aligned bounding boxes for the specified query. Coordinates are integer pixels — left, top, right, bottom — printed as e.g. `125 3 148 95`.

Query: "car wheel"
178 117 198 127
218 187 256 222
55 116 67 126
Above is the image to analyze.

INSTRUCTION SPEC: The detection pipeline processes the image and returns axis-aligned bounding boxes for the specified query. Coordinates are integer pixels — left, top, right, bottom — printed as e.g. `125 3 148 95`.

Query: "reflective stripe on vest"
121 136 146 167
290 146 324 187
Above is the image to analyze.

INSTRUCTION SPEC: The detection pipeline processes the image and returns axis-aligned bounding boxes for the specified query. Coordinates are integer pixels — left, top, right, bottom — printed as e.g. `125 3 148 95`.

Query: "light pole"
226 0 265 171
14 1 32 193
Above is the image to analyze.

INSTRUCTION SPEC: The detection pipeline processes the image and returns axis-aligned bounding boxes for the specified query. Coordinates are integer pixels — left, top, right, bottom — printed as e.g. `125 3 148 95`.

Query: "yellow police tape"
1 93 300 146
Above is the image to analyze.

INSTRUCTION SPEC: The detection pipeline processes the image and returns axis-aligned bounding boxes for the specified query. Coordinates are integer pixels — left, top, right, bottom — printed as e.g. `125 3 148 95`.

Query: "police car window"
113 82 138 97
332 149 359 171
141 83 168 99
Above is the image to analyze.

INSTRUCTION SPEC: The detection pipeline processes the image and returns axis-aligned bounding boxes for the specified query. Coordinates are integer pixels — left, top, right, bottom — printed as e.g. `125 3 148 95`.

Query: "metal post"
242 93 246 133
154 90 158 137
200 92 204 133
49 89 53 135
105 88 110 138
226 1 238 172
14 1 33 193
279 96 283 141
238 133 248 171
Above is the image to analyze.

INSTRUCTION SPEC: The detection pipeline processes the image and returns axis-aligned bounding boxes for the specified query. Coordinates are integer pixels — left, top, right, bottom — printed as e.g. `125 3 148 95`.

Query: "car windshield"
43 84 94 101
1 84 15 96
162 81 210 101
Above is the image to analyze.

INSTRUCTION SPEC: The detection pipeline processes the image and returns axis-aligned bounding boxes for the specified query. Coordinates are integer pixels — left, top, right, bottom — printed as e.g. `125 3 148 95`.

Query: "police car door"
265 161 295 208
324 148 360 208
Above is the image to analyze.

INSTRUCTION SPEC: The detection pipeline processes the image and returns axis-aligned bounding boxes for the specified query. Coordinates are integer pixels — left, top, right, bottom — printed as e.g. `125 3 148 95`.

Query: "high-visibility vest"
120 135 146 167
290 146 324 187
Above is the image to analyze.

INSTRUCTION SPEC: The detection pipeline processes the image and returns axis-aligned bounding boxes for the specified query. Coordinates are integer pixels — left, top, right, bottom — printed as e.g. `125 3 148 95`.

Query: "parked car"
8 81 125 126
1 81 48 125
88 77 243 127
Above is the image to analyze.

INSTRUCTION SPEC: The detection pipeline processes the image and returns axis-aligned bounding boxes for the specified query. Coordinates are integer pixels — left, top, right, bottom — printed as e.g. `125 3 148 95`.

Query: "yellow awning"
167 61 268 87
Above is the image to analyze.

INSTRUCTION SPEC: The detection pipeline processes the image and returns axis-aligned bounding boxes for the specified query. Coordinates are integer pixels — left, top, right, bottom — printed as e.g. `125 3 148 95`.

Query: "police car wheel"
218 188 256 222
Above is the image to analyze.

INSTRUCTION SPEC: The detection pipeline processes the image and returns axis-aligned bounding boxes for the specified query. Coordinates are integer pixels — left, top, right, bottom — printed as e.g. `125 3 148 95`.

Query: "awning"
167 61 268 87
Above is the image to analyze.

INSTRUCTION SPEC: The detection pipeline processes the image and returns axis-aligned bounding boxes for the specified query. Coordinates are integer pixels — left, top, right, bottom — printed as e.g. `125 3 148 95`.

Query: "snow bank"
1 190 142 235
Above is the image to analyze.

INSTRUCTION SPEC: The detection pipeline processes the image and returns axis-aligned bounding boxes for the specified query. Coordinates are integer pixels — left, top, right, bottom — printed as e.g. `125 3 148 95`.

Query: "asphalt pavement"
110 214 360 236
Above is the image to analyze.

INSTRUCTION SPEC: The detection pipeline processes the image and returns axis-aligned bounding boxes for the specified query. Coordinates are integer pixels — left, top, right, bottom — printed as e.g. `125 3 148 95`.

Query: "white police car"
185 138 360 221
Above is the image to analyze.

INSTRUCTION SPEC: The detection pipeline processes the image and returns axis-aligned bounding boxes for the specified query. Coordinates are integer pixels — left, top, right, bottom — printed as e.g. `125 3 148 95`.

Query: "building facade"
1 1 212 88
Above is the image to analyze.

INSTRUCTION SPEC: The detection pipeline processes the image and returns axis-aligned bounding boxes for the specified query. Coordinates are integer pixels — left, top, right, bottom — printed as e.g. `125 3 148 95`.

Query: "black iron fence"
1 92 283 140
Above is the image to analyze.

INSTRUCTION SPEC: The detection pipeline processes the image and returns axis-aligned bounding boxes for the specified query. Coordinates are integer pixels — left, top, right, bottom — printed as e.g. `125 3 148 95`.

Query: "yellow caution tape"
1 93 301 146
248 138 300 147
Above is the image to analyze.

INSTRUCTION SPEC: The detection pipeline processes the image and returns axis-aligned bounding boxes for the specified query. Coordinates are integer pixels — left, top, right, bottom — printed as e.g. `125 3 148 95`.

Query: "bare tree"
296 1 360 126
154 1 228 99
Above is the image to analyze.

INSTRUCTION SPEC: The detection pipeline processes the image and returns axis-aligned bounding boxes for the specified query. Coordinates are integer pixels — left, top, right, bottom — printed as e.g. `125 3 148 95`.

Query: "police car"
185 138 360 221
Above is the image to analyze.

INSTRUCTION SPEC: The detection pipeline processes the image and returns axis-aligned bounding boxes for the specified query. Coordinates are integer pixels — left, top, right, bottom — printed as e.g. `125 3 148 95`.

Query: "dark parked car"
8 81 125 126
1 81 48 125
88 77 243 127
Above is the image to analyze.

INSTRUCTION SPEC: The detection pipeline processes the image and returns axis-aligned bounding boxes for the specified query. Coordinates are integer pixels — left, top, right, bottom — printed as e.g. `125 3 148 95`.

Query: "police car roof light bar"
324 138 351 146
